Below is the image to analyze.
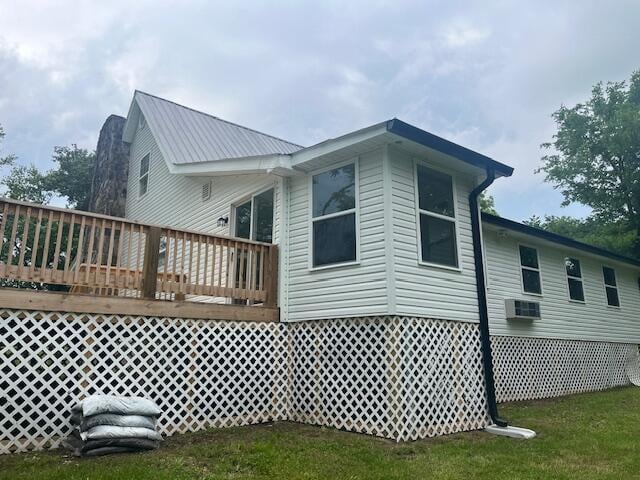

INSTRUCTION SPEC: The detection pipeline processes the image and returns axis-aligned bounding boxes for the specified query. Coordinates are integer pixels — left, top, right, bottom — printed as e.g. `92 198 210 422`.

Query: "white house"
120 90 640 435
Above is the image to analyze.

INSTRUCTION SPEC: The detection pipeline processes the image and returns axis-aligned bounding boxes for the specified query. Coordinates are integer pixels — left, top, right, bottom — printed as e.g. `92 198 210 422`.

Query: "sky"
0 0 639 221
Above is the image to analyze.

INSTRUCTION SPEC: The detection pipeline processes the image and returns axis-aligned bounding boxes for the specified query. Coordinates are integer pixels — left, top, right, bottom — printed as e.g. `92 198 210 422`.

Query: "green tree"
524 215 635 258
479 193 498 215
2 165 51 203
539 71 640 257
0 124 16 167
45 145 95 210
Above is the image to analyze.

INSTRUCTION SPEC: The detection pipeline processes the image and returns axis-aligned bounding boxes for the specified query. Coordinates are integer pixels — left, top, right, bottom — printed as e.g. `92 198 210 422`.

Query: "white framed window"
414 162 459 269
309 160 359 270
231 187 275 243
602 266 620 307
139 154 150 197
519 245 542 295
564 257 585 302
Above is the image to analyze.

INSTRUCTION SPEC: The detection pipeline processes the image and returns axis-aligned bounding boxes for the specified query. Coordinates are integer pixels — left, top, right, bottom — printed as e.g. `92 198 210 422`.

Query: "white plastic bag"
73 395 161 417
80 425 163 442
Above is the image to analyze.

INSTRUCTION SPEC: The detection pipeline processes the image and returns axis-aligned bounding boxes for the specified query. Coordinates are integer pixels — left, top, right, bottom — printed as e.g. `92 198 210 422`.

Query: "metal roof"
129 91 302 165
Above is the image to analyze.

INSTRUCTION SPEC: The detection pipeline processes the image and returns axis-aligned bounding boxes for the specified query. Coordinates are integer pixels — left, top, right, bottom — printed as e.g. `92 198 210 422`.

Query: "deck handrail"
0 197 278 307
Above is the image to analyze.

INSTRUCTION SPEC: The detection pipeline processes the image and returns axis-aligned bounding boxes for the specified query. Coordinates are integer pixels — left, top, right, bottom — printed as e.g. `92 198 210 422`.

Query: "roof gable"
123 91 302 166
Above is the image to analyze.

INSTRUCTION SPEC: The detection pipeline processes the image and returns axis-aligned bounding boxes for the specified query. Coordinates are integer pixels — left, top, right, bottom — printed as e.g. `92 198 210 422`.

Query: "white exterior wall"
283 145 482 324
124 120 282 303
125 120 281 240
284 149 388 321
389 146 480 323
484 227 640 343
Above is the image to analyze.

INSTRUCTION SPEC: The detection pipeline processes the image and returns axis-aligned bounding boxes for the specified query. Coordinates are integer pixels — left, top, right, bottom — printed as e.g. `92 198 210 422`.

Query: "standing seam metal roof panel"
134 91 302 165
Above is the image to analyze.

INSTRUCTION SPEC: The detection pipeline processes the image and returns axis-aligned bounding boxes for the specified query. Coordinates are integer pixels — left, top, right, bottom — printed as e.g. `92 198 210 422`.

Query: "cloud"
440 19 490 48
0 0 639 220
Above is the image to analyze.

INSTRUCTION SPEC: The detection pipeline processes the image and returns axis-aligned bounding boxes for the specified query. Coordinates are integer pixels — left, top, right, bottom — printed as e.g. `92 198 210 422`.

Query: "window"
311 162 357 268
602 266 620 307
565 257 584 302
519 245 542 295
139 154 150 196
415 164 458 268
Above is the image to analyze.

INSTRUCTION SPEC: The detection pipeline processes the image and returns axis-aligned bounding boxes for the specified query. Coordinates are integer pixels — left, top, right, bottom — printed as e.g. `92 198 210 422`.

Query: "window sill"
521 291 543 298
568 299 586 305
309 260 360 272
606 304 621 309
417 260 462 273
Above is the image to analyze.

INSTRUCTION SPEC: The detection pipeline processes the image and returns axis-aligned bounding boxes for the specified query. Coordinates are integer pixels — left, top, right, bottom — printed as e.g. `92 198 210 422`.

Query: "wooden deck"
0 197 279 321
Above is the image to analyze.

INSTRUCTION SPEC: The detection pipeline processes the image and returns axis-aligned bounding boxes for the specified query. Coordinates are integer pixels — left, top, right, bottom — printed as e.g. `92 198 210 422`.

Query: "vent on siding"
138 114 146 131
505 299 540 320
201 180 212 201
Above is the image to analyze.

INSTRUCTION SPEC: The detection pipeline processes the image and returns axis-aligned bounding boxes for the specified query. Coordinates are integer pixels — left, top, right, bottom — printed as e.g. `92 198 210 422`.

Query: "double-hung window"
311 162 358 268
519 245 542 295
415 164 458 268
139 154 150 196
602 266 620 307
565 257 584 302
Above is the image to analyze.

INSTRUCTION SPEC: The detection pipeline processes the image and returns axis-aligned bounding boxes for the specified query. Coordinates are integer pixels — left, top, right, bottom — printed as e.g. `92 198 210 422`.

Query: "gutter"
468 167 507 427
469 168 536 439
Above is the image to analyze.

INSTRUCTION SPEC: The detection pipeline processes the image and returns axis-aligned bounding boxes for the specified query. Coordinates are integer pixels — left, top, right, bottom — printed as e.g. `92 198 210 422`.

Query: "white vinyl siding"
125 119 281 303
285 150 388 321
484 227 640 343
389 146 480 323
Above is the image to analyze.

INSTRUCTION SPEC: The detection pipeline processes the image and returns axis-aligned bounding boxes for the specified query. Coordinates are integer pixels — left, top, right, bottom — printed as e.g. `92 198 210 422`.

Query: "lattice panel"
397 317 489 441
288 316 489 442
0 310 287 454
1 309 491 453
491 336 638 402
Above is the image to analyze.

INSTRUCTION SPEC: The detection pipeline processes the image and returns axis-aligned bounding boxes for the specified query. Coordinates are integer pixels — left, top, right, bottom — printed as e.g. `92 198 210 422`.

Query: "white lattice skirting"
491 335 640 403
0 311 489 453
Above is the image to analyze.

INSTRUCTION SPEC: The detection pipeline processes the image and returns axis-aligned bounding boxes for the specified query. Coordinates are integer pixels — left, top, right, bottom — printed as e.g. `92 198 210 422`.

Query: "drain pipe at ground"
469 168 536 440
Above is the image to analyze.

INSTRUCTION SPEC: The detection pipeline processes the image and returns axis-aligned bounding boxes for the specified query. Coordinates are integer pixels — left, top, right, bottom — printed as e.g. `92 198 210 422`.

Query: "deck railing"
0 198 278 306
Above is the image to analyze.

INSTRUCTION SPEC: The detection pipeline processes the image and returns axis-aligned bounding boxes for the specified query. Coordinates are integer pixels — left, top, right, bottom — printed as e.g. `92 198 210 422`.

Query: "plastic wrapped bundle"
64 395 162 457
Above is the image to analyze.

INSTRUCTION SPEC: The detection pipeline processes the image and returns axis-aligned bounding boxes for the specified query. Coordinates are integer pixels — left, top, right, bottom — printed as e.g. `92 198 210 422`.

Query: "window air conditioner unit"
505 299 540 320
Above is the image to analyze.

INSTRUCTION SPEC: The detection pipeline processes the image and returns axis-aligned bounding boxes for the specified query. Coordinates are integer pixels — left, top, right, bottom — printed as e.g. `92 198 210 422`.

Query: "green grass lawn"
2 386 640 480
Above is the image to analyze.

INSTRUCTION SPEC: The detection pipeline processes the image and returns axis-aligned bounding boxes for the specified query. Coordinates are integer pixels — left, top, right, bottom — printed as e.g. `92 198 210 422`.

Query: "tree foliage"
1 165 51 204
539 71 640 257
45 145 95 210
0 127 94 290
0 124 16 167
479 193 498 215
524 215 635 258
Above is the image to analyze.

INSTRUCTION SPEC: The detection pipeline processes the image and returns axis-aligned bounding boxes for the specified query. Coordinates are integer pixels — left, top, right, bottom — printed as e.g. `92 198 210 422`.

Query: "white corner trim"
278 176 290 321
383 145 397 314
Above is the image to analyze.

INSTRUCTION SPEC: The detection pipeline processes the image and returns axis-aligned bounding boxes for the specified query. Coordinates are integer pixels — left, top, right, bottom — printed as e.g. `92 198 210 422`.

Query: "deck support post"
264 245 279 308
141 226 162 300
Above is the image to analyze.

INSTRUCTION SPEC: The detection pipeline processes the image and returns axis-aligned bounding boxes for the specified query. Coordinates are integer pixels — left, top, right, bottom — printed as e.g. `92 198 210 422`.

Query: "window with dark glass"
565 257 584 302
311 163 357 267
416 165 458 267
603 266 620 307
139 154 150 196
519 245 542 295
232 189 274 303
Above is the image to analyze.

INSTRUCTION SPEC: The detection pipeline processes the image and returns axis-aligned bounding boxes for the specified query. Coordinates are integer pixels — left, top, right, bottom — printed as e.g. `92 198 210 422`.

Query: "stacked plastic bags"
64 395 162 457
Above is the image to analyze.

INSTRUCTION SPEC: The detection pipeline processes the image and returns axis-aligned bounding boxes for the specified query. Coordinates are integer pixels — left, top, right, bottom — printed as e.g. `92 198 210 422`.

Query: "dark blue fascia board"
386 118 514 178
482 212 640 268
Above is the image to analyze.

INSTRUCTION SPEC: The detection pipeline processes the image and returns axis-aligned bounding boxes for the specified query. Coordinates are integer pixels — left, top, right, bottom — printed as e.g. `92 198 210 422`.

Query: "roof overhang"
482 213 640 269
288 119 513 177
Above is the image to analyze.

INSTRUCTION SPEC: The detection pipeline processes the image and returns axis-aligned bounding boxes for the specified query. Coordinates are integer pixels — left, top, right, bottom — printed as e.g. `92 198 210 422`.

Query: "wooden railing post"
264 245 279 308
141 226 162 299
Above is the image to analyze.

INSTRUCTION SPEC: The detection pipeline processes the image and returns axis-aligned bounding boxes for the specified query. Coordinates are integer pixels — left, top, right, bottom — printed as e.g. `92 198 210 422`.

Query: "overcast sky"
1 0 638 220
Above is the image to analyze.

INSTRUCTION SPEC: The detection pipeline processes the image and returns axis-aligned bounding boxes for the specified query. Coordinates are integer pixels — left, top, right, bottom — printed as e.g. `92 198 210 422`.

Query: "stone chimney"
88 114 130 217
